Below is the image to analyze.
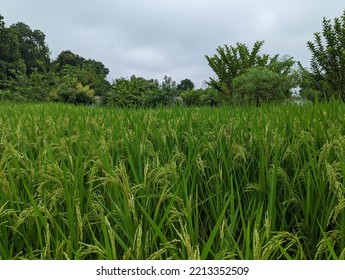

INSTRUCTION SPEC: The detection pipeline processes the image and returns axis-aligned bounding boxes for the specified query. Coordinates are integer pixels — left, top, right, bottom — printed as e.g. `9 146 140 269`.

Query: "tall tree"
205 41 268 97
53 50 110 95
206 41 296 103
0 14 4 28
177 78 195 91
104 75 160 107
307 10 345 100
53 50 85 71
0 15 24 85
10 22 51 75
160 75 178 105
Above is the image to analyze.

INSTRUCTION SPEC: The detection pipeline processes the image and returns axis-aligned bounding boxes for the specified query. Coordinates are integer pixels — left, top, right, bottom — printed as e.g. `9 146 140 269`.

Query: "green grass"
0 101 345 259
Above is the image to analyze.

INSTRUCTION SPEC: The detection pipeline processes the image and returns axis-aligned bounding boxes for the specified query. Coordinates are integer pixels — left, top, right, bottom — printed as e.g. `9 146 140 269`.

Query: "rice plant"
0 101 344 259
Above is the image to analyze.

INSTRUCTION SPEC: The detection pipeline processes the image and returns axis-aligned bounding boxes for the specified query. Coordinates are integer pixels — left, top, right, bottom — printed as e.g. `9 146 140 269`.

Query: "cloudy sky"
2 0 344 87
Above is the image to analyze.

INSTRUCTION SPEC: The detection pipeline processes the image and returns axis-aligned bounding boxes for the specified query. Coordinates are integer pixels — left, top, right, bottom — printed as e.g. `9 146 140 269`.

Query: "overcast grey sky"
2 0 344 87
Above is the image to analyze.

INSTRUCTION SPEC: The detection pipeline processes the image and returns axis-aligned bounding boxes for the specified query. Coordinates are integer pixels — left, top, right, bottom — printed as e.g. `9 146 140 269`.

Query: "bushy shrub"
51 77 94 105
180 89 203 106
180 87 223 106
200 87 223 106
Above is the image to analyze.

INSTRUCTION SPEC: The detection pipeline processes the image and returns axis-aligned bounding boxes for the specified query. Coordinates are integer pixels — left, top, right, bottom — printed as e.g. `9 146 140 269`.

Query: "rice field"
0 101 345 260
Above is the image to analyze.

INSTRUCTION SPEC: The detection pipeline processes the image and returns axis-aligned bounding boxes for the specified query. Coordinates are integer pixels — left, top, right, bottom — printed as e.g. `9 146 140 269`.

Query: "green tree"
0 14 4 28
177 78 195 91
53 50 110 96
51 73 94 105
103 75 183 108
296 64 320 102
206 41 296 104
307 10 345 100
103 78 129 106
6 69 57 102
53 50 85 71
0 16 113 103
232 67 295 106
160 75 178 105
0 15 25 87
205 41 268 97
10 22 51 75
104 76 160 107
180 89 203 106
180 87 222 107
200 87 223 106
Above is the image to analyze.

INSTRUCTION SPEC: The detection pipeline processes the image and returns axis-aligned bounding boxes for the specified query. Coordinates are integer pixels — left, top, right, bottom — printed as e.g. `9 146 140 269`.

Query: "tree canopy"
2 10 345 106
0 15 111 103
0 17 24 85
205 41 297 104
10 22 51 75
306 10 345 101
205 41 266 96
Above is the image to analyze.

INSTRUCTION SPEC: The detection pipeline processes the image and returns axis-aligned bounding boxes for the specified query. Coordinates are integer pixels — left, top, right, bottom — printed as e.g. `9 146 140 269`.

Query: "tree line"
1 10 345 106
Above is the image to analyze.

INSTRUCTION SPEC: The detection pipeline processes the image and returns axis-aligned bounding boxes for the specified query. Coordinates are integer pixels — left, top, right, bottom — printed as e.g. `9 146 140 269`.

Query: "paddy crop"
0 101 344 259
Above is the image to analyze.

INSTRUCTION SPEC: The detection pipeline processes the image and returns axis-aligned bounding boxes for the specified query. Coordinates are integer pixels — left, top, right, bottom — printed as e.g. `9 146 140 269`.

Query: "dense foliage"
205 41 298 105
0 15 110 104
232 66 296 106
1 10 345 105
305 10 345 101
